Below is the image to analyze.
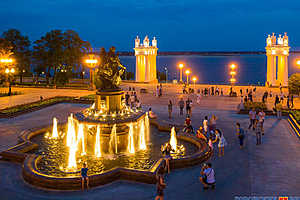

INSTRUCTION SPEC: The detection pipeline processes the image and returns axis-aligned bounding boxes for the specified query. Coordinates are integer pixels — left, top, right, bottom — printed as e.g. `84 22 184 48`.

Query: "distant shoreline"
117 51 300 56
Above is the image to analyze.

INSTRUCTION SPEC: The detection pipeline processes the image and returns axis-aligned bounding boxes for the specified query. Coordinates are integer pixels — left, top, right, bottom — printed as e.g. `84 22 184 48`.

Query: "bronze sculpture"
94 47 126 90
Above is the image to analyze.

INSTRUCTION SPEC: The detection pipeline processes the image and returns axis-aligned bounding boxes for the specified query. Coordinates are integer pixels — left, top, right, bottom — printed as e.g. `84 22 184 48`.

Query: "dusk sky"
1 0 300 51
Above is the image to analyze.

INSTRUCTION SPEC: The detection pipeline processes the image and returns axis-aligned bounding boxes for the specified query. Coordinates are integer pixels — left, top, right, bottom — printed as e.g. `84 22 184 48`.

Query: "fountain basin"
1 122 212 190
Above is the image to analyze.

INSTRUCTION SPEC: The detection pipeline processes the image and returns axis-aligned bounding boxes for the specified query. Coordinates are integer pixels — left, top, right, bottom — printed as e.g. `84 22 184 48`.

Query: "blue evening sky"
0 0 299 51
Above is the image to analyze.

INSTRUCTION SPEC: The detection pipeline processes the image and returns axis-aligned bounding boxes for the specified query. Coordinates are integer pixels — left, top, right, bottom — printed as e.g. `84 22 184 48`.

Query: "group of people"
125 91 141 109
156 84 163 97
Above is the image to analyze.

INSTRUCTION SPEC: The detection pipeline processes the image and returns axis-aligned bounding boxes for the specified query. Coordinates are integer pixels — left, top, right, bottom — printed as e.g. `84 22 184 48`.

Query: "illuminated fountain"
18 47 205 187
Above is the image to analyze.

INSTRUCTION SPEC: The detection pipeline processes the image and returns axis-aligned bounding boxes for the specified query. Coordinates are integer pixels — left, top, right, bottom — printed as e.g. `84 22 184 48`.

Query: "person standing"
258 109 266 135
196 93 201 104
236 123 245 149
168 100 172 119
213 129 227 157
248 108 256 130
155 168 166 200
203 116 208 137
81 162 89 191
255 120 262 145
274 95 280 108
210 115 217 131
186 98 192 116
178 98 184 116
240 88 243 96
159 84 162 97
125 92 130 106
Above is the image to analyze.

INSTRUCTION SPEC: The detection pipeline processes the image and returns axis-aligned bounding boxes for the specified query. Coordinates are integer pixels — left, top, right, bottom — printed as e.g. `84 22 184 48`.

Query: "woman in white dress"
213 129 227 157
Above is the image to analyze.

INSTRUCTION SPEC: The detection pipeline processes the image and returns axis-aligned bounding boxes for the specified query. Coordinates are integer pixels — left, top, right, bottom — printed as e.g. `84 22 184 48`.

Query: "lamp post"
164 67 168 83
229 63 237 85
185 69 191 85
179 63 184 83
192 76 197 90
5 68 15 96
1 58 14 96
296 59 300 67
85 58 98 90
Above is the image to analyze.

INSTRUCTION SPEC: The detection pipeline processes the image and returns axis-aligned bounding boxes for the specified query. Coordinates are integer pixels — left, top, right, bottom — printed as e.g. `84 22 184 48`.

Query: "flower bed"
0 91 23 97
288 110 300 139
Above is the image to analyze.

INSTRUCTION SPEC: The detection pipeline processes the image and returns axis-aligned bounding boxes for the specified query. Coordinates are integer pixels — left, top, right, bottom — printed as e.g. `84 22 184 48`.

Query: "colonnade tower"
134 36 158 83
266 33 290 87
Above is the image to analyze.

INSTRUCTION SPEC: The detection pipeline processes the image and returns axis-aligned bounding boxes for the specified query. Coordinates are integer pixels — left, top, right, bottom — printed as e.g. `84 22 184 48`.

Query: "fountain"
7 47 211 190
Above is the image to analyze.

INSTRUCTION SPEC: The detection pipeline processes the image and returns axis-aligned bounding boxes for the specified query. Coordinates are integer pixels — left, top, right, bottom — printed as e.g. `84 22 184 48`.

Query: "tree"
0 38 13 84
2 29 31 83
157 70 166 82
32 30 91 84
288 73 300 95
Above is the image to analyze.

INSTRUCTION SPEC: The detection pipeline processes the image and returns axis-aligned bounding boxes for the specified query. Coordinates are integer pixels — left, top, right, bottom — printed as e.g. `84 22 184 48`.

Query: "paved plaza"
0 85 299 199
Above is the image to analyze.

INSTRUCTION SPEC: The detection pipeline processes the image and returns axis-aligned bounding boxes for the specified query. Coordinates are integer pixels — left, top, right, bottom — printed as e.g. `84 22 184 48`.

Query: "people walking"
248 108 256 130
178 98 184 116
236 123 245 149
258 109 265 135
168 100 172 119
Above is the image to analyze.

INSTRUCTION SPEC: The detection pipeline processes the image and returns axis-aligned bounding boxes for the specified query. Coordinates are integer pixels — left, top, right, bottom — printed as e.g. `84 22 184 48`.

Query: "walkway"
0 99 299 199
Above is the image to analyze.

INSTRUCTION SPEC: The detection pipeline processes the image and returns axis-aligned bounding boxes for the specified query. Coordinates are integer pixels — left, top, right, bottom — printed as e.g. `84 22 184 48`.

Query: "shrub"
291 110 300 123
288 73 300 95
0 96 73 114
243 101 267 111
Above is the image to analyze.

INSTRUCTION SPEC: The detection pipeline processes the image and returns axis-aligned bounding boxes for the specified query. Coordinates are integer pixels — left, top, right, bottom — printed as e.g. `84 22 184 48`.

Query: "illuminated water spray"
77 123 86 156
127 123 135 154
145 113 150 143
95 125 102 157
170 127 177 151
139 119 147 150
66 114 76 147
51 117 59 138
109 124 118 154
66 114 77 171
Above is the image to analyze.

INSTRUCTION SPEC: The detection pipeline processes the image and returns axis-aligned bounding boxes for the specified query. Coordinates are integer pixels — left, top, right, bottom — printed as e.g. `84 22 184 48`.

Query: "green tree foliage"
2 29 31 83
157 70 166 82
288 73 300 95
121 71 134 80
0 38 13 84
32 30 91 84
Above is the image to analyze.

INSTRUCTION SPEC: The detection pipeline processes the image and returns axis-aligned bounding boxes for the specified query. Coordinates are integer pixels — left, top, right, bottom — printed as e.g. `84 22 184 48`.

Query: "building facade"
265 33 290 87
134 36 158 83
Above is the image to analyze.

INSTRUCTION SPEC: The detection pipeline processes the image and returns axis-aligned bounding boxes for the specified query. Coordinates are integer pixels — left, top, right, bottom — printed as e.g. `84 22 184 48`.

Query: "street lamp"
5 68 15 96
85 57 99 90
1 58 14 96
296 59 300 67
185 69 191 85
192 76 197 90
178 63 184 83
164 67 168 83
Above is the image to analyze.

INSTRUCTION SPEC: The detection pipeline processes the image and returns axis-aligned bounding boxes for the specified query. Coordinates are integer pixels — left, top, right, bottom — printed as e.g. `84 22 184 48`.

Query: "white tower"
134 36 158 83
266 33 290 87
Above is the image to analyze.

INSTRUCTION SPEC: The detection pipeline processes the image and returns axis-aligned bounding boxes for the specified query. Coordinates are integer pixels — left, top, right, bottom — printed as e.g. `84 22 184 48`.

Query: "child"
81 162 89 191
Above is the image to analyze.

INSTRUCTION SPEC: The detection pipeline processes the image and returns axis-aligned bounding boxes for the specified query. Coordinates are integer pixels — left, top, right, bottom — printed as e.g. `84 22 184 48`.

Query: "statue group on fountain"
94 47 126 91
